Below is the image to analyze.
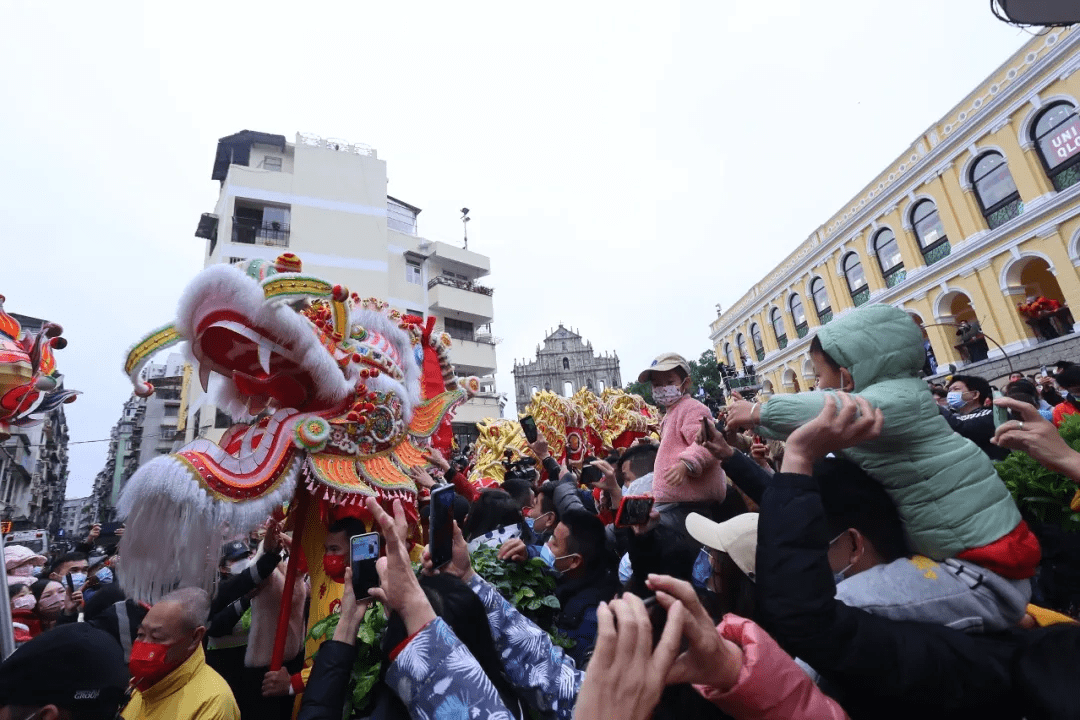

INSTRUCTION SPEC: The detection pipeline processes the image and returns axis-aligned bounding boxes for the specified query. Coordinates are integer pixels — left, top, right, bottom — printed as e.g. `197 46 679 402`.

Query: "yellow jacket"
123 645 240 720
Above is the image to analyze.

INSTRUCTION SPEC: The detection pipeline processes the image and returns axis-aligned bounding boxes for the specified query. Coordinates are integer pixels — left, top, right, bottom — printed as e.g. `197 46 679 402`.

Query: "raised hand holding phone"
520 415 539 444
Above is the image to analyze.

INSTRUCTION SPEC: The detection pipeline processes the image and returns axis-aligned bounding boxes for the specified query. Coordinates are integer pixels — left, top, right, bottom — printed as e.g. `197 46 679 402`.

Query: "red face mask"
322 553 347 583
129 640 184 692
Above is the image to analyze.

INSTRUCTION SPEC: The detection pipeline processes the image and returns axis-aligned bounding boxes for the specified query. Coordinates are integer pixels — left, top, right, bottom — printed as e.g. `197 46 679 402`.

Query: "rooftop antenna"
460 208 471 250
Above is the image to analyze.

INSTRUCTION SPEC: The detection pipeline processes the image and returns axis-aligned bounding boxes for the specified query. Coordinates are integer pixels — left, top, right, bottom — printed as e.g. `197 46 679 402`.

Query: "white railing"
298 132 374 156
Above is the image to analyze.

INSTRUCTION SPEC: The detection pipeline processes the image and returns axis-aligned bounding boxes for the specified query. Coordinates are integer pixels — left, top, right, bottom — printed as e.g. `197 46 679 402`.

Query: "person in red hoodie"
9 583 40 646
638 353 727 528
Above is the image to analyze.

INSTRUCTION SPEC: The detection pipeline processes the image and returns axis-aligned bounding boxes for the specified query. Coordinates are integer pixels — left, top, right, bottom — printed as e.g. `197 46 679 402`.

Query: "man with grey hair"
123 587 239 719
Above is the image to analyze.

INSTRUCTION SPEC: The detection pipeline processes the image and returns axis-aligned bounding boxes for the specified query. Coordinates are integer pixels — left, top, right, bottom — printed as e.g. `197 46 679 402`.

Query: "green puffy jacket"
758 304 1019 560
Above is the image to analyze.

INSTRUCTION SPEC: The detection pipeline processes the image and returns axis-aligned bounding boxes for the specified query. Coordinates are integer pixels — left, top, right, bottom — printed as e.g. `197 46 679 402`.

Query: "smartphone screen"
991 390 1009 428
616 496 654 527
65 572 76 593
579 458 601 486
350 533 381 600
429 485 456 569
520 415 538 444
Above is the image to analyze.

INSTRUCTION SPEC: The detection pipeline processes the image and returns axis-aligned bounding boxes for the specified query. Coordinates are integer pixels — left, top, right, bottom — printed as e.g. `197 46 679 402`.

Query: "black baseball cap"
0 623 129 716
221 540 250 563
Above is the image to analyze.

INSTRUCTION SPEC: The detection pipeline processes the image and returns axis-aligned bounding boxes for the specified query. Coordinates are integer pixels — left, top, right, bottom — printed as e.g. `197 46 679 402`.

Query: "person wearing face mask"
45 553 88 623
123 586 240 720
205 525 301 720
1050 365 1080 428
8 584 38 647
261 515 364 706
939 374 1010 461
28 580 67 632
638 353 727 530
4 547 46 591
496 482 559 565
538 509 620 668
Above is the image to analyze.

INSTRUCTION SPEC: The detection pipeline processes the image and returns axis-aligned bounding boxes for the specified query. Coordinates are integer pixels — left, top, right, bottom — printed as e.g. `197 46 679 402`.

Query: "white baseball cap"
685 512 758 580
638 352 691 383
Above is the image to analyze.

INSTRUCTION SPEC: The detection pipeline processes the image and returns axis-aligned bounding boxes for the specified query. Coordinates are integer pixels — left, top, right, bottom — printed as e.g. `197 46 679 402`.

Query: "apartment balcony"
428 241 491 277
427 276 494 323
231 218 290 247
449 336 498 376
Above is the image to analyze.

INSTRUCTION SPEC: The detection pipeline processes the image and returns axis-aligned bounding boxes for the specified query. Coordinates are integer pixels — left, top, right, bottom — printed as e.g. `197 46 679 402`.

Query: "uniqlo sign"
1046 116 1080 167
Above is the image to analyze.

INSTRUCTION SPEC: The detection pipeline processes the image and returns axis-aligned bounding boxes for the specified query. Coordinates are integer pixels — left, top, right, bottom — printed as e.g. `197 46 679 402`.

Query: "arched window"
971 152 1022 229
789 293 808 338
750 323 765 361
563 381 573 397
873 229 906 287
562 357 570 370
1033 102 1080 191
770 308 787 349
910 200 950 266
736 333 749 365
809 278 832 324
723 342 736 368
843 252 869 306
598 380 606 392
587 378 593 389
531 386 539 397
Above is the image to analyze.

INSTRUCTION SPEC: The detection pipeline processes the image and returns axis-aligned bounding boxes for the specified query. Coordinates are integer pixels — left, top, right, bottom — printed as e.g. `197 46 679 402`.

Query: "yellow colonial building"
710 28 1080 397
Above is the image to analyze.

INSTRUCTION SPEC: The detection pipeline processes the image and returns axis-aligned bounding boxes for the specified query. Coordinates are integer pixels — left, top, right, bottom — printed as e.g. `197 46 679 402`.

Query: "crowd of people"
3 304 1080 719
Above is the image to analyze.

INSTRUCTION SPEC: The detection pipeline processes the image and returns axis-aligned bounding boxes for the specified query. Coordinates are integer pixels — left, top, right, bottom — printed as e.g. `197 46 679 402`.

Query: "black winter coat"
755 471 1026 720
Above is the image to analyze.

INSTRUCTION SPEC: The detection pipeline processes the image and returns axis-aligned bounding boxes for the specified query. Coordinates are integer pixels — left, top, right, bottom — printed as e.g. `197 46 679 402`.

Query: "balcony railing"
796 323 809 339
427 275 494 296
232 218 290 247
726 375 759 390
777 335 788 350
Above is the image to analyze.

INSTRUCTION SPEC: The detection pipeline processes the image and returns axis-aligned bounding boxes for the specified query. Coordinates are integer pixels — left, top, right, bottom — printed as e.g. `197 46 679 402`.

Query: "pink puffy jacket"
696 615 849 720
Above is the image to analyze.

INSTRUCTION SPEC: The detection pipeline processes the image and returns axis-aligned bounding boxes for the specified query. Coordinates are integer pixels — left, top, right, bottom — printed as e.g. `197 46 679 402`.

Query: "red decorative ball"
347 412 360 422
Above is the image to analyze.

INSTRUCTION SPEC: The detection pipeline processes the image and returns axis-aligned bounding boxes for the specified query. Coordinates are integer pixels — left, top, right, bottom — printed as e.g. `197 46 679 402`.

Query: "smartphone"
429 485 456 569
992 390 1009 428
579 458 602 486
520 415 538 444
349 533 381 600
65 572 76 594
100 521 124 537
754 434 764 445
615 496 655 528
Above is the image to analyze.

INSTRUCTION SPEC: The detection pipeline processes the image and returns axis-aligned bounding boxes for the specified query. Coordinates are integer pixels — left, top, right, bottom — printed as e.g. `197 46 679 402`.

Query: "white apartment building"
59 496 92 542
189 131 501 443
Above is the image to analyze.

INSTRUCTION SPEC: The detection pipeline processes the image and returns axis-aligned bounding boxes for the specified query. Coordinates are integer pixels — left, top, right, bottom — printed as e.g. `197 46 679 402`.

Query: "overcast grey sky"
1 2 1031 498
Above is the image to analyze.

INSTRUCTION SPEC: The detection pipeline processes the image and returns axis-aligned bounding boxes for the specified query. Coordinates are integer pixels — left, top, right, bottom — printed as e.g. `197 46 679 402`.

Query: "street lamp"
460 208 471 250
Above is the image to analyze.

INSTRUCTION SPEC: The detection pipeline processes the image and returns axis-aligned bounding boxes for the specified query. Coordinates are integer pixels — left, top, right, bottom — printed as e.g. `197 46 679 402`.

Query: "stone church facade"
511 325 622 410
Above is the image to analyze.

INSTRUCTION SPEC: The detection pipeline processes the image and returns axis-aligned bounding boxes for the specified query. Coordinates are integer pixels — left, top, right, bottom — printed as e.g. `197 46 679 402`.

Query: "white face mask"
652 384 685 407
12 595 35 611
228 558 251 575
